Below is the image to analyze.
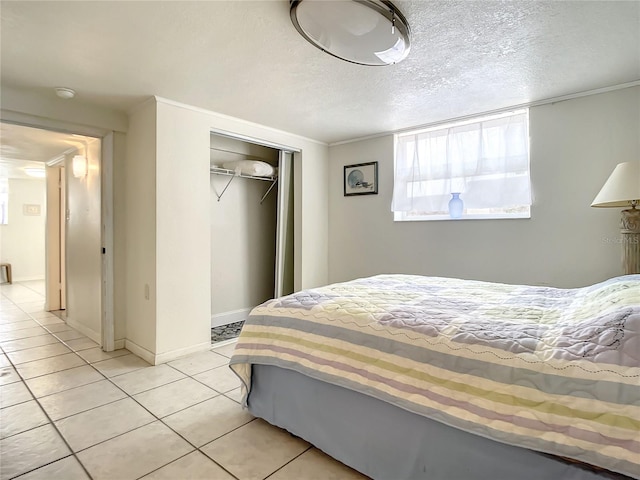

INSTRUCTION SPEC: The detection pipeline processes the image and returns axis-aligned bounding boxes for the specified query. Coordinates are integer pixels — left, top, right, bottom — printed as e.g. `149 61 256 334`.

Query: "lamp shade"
591 162 640 208
290 0 411 66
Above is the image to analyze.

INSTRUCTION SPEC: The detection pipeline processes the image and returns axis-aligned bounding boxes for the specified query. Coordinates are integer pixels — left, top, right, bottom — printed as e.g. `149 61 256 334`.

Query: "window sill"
393 213 531 222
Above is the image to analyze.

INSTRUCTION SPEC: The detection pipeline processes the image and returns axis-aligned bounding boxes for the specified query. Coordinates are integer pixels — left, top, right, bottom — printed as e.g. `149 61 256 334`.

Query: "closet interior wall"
210 134 279 327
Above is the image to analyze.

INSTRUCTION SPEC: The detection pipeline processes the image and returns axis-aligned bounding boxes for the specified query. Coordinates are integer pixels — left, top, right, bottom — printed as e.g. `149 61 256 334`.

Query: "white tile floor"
0 282 367 480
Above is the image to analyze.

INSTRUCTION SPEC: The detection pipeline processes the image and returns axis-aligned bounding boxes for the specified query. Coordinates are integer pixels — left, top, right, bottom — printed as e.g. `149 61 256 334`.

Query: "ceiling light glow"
25 168 46 178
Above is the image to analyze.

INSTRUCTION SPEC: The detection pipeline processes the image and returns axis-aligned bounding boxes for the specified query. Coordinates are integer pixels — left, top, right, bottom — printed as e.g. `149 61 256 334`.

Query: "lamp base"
620 208 640 275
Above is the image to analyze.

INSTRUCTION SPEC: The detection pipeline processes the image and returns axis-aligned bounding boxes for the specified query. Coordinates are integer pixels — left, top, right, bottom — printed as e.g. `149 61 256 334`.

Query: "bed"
229 274 640 479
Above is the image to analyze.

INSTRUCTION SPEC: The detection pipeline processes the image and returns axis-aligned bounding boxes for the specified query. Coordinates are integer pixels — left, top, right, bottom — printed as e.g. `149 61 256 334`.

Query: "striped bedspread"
229 274 640 478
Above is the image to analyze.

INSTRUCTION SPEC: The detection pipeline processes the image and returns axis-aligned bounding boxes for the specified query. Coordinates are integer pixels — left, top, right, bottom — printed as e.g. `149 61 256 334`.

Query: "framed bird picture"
344 162 378 196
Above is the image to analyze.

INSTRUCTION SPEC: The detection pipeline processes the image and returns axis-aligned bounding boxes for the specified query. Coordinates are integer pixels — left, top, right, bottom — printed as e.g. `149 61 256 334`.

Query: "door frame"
1 111 115 351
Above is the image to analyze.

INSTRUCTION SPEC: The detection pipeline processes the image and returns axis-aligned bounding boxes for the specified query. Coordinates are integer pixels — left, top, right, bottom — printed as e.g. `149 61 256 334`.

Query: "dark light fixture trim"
290 0 411 66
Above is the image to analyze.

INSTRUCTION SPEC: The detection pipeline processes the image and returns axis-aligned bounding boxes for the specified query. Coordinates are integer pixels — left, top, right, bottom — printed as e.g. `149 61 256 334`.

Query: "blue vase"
448 193 463 219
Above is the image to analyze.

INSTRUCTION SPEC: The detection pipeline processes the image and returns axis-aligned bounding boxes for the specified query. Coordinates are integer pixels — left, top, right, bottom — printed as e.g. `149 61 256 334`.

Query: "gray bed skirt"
248 364 627 480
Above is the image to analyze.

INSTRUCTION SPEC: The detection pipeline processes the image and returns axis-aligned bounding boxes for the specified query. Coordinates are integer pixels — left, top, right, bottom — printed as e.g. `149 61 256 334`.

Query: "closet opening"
209 131 297 344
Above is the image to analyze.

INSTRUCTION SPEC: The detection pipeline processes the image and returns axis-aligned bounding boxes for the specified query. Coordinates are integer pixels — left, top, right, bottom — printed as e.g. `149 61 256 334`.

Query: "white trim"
330 81 640 147
153 95 327 147
396 109 528 138
126 95 155 116
0 110 113 138
101 133 115 352
124 339 212 365
65 318 100 344
154 341 212 365
124 339 156 365
211 308 251 328
46 148 76 167
12 276 45 282
212 338 238 349
394 213 531 222
210 129 301 154
114 339 125 350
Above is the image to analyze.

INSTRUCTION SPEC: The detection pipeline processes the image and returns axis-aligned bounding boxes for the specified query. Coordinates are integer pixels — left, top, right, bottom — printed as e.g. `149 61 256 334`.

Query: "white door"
45 165 66 311
274 151 294 298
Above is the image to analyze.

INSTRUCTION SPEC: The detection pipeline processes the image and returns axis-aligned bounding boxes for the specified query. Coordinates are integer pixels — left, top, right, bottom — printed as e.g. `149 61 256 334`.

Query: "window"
392 110 531 221
0 178 7 225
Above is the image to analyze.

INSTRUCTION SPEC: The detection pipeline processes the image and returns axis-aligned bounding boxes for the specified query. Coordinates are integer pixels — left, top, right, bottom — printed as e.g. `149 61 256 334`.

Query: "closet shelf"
210 167 278 204
210 166 276 182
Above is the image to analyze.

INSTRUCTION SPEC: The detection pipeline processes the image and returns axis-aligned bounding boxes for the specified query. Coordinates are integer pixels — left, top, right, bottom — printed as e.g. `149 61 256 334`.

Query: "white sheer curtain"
392 111 531 215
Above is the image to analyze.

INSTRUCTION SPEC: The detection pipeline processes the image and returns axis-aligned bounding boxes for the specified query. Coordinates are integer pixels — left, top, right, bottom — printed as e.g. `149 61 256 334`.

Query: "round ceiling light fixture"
290 0 411 66
55 87 76 99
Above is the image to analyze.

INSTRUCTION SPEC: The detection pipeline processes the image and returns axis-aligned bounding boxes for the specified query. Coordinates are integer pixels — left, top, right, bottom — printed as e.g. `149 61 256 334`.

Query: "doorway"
209 130 296 341
0 121 107 347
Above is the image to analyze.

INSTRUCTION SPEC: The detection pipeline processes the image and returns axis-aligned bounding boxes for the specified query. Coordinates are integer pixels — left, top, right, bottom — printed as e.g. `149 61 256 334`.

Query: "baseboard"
155 341 212 365
113 339 126 350
212 337 238 348
211 308 251 328
65 318 100 344
12 276 46 283
124 339 212 366
124 339 156 365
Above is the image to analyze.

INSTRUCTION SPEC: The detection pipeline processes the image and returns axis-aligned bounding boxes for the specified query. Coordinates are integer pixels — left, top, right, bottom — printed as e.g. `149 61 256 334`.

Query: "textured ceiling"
1 1 639 144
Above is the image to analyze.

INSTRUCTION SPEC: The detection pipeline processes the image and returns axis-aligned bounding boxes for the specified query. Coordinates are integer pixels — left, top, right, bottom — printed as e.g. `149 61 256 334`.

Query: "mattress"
230 274 640 478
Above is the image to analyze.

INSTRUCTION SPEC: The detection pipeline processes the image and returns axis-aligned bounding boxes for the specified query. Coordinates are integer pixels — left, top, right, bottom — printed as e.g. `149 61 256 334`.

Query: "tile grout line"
2 292 249 480
263 445 314 479
1 345 97 480
51 343 245 480
161 355 251 480
88 362 246 480
3 294 98 480
0 333 66 353
1 299 121 479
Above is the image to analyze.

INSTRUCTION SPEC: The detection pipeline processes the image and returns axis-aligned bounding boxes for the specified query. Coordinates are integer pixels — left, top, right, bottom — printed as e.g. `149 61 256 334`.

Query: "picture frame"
344 162 378 196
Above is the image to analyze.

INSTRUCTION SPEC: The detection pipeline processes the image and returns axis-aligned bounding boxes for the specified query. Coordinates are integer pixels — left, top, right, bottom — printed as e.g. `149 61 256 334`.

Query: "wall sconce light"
72 154 87 178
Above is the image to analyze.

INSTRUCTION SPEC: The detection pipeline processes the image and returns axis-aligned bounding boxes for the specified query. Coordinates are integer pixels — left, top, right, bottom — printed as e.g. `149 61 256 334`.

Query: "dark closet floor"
211 320 244 343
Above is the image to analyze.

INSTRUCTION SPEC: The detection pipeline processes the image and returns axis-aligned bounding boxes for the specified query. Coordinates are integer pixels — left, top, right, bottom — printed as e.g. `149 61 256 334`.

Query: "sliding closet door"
275 151 294 298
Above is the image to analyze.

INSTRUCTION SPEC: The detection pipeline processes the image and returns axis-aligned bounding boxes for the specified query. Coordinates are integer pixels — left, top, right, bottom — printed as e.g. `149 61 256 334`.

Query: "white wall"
0 178 46 281
1 87 128 348
65 140 102 341
0 85 127 134
123 99 157 356
328 87 640 288
154 101 212 359
210 176 278 317
1 87 329 363
123 97 330 363
145 97 329 362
